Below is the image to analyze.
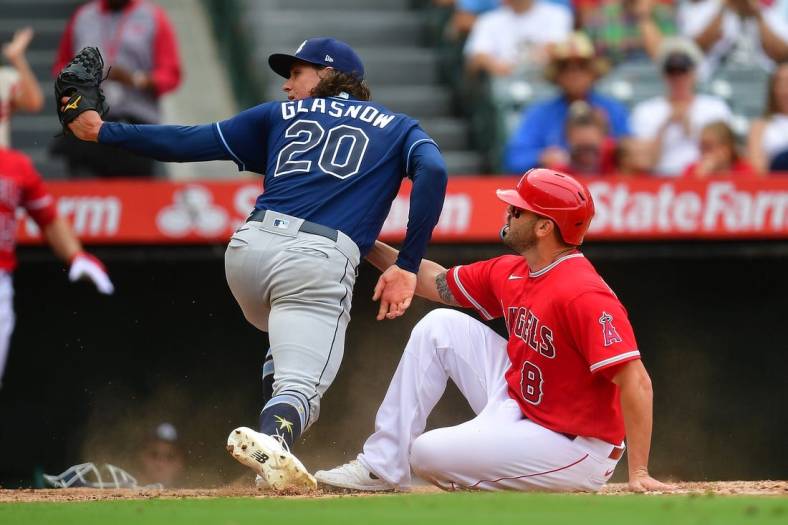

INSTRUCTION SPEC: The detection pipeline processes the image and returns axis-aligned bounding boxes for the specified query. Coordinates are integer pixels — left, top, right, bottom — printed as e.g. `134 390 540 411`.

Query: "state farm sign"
15 176 788 245
22 196 122 237
588 179 788 239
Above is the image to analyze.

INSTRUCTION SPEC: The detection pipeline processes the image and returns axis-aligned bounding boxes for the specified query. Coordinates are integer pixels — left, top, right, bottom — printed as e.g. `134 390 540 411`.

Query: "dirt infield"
0 481 785 503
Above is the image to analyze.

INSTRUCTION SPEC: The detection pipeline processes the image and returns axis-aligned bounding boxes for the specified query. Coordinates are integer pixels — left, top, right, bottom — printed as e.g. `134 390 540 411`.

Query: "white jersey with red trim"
0 148 57 272
446 252 641 444
0 67 20 148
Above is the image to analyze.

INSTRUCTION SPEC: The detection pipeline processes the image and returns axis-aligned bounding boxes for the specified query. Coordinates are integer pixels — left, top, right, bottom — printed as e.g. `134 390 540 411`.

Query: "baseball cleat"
315 460 395 492
226 427 316 491
254 474 269 489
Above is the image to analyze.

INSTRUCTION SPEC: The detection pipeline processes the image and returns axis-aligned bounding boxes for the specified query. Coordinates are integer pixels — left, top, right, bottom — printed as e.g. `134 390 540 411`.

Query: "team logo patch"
274 415 295 436
599 312 623 347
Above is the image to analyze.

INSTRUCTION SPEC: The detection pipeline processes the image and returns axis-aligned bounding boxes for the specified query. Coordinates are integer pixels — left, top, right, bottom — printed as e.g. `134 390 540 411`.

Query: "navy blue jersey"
214 96 437 256
98 94 446 271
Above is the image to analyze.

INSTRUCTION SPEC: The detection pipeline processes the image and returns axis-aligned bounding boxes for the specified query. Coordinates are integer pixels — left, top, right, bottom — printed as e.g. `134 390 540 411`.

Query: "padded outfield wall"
1 240 785 488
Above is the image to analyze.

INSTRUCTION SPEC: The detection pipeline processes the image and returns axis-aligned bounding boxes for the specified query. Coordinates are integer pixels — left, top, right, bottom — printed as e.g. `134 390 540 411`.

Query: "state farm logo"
156 185 229 237
23 196 121 236
588 182 788 234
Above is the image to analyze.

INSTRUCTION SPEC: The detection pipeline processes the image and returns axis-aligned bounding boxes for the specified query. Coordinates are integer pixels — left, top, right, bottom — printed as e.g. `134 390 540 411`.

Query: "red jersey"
0 148 57 271
681 159 757 179
446 252 641 444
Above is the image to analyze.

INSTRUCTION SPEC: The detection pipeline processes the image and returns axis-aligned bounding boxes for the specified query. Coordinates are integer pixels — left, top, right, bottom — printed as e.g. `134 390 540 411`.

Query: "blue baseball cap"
268 37 365 80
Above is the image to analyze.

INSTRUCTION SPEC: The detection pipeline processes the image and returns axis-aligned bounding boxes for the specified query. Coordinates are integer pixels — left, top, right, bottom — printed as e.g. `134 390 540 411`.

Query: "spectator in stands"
678 0 788 79
0 27 44 148
464 0 573 76
51 0 181 177
614 137 655 176
747 61 788 173
135 422 185 487
439 0 500 40
578 0 676 65
442 0 572 40
504 32 629 173
630 37 732 176
769 150 788 171
549 100 616 175
682 121 756 177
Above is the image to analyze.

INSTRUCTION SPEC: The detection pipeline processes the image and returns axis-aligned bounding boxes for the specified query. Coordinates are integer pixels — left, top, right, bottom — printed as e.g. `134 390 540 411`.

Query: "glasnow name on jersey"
281 99 396 129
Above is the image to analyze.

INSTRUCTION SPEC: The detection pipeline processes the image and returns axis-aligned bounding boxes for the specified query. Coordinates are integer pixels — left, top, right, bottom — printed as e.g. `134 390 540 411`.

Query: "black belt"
246 209 339 242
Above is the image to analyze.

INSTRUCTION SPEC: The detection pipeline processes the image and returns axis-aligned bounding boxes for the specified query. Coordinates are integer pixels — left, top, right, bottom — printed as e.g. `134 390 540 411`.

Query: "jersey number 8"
274 120 370 179
520 360 544 405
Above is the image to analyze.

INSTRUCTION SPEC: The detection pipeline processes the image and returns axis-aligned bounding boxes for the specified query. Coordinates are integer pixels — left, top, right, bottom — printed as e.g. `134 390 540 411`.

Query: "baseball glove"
55 46 109 134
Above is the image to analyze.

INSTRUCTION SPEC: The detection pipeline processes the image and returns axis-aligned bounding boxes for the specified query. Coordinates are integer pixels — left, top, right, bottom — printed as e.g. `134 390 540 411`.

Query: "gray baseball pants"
224 210 360 433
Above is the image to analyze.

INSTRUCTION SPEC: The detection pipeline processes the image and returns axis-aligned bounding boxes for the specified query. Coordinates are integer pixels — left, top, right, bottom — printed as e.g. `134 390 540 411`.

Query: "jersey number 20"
274 120 369 179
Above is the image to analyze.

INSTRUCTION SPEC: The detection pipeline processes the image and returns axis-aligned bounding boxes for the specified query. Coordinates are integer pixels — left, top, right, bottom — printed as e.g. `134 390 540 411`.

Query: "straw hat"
655 37 704 73
543 32 610 83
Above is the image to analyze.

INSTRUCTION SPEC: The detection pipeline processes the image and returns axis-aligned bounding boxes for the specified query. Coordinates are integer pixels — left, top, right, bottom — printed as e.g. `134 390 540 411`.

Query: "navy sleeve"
395 129 447 274
215 102 275 173
99 122 231 162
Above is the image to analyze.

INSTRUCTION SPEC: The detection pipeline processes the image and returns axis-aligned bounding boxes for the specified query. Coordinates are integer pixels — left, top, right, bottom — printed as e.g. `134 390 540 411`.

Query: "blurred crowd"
437 0 788 177
1 0 180 179
4 0 788 177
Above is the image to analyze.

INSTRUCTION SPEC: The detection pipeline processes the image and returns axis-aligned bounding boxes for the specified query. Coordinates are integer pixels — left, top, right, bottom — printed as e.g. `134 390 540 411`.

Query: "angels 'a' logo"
599 312 623 347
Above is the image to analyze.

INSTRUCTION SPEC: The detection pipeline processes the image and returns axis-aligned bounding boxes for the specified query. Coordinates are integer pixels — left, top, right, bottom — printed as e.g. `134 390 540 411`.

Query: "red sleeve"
732 159 758 177
600 137 617 174
52 9 80 77
445 256 511 320
681 163 698 178
565 291 641 379
151 5 182 96
19 156 57 227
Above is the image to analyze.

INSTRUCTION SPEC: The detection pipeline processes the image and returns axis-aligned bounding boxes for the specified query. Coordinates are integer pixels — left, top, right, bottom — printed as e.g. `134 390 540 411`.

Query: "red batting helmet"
496 168 595 245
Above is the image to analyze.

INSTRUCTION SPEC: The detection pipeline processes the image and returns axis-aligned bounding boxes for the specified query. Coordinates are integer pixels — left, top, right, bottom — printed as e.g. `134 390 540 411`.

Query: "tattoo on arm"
436 271 460 306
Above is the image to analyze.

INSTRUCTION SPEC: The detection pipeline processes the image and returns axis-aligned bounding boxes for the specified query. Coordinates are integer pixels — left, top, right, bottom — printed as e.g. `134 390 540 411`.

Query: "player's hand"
628 469 675 492
372 265 417 321
68 252 114 295
60 97 103 141
2 27 33 65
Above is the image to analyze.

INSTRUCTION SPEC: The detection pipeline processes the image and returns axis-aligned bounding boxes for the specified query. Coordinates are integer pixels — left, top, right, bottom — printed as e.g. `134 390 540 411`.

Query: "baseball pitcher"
57 39 448 490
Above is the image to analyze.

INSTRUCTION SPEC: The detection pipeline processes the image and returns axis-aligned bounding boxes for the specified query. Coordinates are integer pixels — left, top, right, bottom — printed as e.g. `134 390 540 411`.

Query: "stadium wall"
0 242 785 488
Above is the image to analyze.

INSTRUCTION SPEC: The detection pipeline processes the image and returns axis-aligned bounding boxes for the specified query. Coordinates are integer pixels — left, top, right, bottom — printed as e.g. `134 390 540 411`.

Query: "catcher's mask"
43 463 162 489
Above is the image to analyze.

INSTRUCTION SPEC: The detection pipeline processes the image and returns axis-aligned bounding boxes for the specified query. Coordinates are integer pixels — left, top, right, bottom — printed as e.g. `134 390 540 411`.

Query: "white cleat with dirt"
226 426 317 491
315 460 395 492
254 474 269 489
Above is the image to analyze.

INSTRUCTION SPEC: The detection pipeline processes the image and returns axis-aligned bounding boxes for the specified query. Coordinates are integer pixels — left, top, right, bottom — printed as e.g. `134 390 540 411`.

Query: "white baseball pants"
358 308 622 492
0 271 14 388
